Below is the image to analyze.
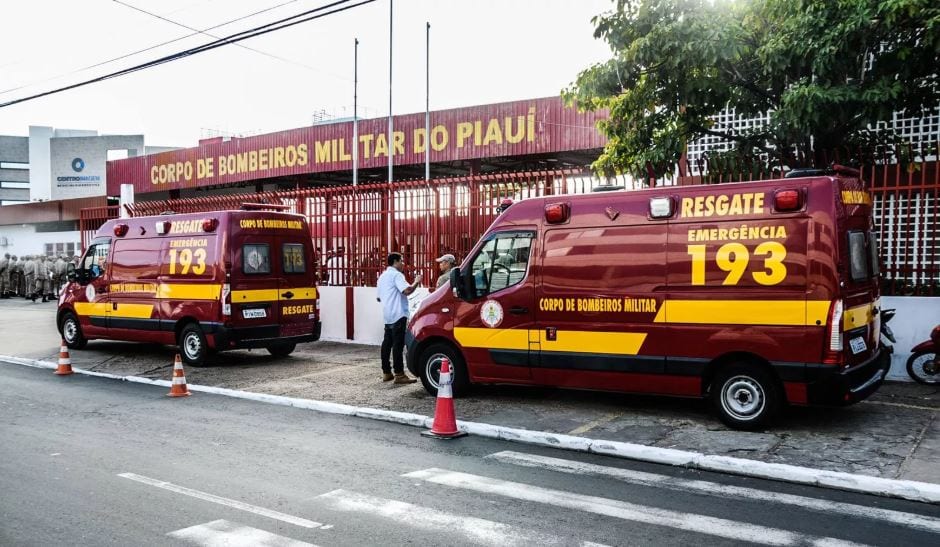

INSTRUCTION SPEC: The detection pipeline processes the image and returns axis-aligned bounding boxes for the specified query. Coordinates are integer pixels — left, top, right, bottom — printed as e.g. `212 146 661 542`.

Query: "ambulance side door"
74 238 112 338
452 230 537 382
535 224 667 391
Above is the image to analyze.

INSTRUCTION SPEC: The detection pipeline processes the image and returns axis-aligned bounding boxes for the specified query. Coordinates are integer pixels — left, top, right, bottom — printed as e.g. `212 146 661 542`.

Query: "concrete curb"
4 354 939 504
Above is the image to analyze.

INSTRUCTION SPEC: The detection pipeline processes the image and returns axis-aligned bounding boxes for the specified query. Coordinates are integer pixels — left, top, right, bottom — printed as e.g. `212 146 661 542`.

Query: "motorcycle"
907 324 940 385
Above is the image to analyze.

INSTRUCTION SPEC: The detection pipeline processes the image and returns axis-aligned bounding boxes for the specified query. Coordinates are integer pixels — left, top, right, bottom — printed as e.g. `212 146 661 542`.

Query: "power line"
0 0 304 97
0 0 374 109
112 0 344 79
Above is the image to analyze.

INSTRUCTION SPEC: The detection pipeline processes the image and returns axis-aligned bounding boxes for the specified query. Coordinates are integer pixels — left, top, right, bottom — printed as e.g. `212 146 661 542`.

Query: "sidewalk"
2 299 937 484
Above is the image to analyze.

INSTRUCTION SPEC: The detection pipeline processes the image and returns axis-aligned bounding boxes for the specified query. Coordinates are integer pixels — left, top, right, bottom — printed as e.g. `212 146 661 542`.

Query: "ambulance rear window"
283 243 306 274
243 244 270 275
848 231 869 282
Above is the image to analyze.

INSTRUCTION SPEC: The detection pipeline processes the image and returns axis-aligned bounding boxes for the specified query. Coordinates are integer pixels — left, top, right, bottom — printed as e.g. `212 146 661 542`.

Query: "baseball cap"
435 254 456 264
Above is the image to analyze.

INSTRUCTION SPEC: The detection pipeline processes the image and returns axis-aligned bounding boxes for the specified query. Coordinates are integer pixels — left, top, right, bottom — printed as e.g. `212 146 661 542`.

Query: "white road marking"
487 450 940 534
404 468 868 547
168 519 316 547
317 489 609 547
118 473 322 529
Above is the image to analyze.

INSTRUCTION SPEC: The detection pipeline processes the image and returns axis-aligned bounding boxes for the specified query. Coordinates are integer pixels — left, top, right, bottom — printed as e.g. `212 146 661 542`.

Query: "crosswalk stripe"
168 519 316 547
118 473 322 529
486 451 940 534
404 468 869 547
317 489 608 547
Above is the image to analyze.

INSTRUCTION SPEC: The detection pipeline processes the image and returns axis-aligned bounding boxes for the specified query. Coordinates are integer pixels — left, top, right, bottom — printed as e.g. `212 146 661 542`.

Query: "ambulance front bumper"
805 347 890 406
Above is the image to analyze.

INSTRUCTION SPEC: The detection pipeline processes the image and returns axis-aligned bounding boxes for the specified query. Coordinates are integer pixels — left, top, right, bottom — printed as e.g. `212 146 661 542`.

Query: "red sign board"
107 96 608 195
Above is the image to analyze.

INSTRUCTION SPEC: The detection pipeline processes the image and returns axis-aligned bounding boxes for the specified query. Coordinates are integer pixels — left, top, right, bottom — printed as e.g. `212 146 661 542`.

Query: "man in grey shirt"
435 254 456 289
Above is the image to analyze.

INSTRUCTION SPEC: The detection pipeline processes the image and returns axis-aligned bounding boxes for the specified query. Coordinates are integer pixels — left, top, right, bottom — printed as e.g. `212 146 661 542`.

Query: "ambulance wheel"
60 312 87 350
711 364 780 430
419 342 470 397
178 323 208 367
266 342 296 358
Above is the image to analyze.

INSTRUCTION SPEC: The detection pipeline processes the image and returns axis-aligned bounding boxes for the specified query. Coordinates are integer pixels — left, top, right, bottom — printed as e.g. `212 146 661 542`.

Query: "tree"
564 0 940 179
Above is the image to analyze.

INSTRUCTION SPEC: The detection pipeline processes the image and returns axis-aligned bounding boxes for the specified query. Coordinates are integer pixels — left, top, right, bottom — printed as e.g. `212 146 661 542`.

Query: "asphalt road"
2 363 940 546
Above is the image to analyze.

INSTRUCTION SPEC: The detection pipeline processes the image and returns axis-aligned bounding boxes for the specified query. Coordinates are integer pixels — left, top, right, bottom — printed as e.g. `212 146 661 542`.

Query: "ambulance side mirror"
66 263 77 283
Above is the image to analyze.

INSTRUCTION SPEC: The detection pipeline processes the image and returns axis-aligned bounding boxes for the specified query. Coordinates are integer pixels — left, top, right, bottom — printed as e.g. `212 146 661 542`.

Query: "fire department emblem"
480 300 503 328
85 285 96 303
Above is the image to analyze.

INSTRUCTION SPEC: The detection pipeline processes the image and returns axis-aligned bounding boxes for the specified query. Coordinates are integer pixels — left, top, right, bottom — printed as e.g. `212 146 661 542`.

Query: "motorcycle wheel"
906 350 940 385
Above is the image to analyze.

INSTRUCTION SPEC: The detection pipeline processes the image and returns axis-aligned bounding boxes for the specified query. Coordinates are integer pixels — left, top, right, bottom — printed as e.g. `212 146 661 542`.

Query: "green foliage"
564 0 940 180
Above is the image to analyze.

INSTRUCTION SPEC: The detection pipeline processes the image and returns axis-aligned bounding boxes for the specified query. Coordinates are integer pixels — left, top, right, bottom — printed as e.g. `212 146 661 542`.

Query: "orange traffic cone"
54 340 73 376
167 354 191 398
422 358 467 439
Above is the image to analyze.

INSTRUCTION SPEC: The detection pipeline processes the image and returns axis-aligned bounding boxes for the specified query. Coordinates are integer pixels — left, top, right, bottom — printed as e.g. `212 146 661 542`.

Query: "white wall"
883 296 940 381
317 286 347 342
0 225 80 258
318 286 431 345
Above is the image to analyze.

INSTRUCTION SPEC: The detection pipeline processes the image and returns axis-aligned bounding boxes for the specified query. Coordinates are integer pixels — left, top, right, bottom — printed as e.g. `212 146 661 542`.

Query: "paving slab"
1 298 937 483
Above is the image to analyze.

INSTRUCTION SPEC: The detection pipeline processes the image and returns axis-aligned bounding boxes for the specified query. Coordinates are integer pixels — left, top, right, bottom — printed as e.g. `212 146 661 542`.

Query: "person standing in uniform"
434 253 456 290
54 254 68 296
10 256 21 297
42 256 54 301
376 252 421 384
22 255 35 301
34 256 45 302
0 253 10 298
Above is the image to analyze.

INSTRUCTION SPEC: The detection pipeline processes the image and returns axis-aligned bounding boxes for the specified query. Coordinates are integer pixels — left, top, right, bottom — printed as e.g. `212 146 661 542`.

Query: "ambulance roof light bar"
241 202 289 211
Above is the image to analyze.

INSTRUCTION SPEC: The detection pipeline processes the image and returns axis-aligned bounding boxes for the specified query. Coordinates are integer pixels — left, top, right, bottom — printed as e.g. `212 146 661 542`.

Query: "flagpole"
386 0 394 254
352 37 359 285
353 37 359 189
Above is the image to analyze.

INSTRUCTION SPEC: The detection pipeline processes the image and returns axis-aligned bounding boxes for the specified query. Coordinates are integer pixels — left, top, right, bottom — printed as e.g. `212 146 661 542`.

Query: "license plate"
849 336 867 355
242 308 267 319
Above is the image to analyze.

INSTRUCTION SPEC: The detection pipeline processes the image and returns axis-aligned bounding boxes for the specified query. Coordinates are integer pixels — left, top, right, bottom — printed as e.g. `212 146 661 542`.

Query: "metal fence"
83 148 939 294
79 205 120 251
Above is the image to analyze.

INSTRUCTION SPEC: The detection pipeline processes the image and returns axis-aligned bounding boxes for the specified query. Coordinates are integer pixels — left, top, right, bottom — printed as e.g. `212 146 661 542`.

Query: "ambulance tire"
60 311 87 350
418 342 470 397
178 323 208 367
266 342 296 358
711 364 780 430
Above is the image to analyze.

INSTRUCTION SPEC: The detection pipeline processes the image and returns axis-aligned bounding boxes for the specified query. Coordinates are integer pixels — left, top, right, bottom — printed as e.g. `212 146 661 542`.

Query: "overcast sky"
0 0 612 147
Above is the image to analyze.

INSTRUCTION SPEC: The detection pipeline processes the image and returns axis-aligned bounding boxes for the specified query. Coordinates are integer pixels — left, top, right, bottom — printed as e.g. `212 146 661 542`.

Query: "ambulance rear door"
277 237 318 338
231 234 280 335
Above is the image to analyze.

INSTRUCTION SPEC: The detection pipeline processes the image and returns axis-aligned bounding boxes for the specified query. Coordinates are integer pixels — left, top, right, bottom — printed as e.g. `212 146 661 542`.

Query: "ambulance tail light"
823 299 844 365
774 189 803 212
221 283 231 316
203 218 219 232
544 202 570 224
113 223 129 237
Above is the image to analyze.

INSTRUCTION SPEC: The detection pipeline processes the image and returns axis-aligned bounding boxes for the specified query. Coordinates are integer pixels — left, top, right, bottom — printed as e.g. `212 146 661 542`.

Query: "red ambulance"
406 168 888 429
58 207 320 366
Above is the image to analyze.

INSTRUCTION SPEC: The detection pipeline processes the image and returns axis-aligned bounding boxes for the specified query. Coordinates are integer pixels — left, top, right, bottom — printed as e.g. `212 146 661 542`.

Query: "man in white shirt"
377 253 422 383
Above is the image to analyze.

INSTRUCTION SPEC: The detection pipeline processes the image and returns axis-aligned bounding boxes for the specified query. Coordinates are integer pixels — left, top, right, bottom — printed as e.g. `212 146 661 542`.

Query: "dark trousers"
381 317 407 374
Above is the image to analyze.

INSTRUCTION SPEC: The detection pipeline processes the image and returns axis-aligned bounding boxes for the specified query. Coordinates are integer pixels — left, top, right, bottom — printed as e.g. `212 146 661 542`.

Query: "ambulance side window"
283 244 306 274
469 232 533 297
243 244 271 275
82 240 111 279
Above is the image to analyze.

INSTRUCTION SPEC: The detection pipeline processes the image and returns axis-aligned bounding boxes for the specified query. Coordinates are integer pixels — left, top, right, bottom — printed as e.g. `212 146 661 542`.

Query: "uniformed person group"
0 253 76 302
